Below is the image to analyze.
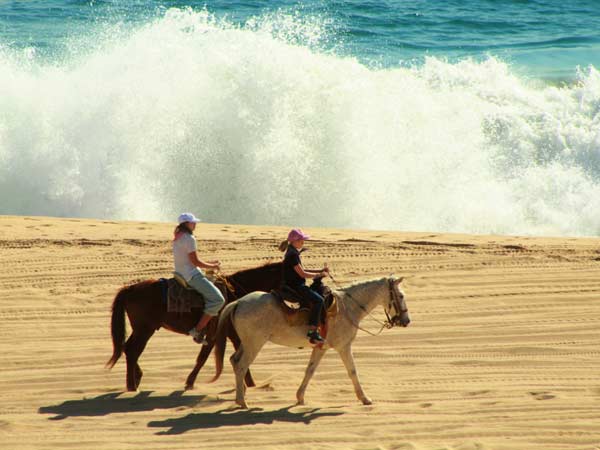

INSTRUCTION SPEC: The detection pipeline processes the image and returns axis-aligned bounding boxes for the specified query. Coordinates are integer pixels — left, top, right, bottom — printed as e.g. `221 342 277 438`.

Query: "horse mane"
227 261 282 280
339 277 388 295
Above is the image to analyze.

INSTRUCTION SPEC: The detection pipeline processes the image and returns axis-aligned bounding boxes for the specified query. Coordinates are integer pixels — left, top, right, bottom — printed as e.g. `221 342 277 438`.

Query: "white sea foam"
1 8 599 236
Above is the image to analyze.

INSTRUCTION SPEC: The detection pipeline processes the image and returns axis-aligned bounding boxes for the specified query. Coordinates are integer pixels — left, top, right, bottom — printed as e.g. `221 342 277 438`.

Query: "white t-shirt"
173 233 202 281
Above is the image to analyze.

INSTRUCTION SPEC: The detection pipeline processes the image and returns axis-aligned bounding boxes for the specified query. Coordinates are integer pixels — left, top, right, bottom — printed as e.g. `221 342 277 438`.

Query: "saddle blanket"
160 278 205 313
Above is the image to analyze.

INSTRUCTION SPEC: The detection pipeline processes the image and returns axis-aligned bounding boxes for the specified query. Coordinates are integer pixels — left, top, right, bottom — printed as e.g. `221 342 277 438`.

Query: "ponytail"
278 240 289 252
173 223 193 241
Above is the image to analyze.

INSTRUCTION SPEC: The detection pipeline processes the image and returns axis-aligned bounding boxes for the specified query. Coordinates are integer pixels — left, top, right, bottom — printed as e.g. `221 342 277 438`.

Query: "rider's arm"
294 264 326 279
188 252 220 270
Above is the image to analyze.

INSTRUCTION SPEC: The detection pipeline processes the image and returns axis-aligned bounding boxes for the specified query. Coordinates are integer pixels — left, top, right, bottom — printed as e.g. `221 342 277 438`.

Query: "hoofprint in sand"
1 215 599 450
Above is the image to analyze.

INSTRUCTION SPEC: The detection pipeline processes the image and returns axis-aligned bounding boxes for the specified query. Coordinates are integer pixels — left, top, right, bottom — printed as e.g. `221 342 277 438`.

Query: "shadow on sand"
39 391 220 420
147 406 345 435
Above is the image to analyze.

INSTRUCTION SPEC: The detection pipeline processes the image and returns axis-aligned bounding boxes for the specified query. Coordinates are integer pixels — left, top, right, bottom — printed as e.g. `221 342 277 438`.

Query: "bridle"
333 275 408 336
384 278 408 327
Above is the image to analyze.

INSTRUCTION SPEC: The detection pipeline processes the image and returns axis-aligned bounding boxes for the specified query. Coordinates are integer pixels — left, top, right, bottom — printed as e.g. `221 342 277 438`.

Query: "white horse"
213 276 410 408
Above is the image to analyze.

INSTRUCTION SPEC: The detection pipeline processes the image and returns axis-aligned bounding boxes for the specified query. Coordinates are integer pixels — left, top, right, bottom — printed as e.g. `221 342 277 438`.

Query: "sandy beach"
1 215 599 450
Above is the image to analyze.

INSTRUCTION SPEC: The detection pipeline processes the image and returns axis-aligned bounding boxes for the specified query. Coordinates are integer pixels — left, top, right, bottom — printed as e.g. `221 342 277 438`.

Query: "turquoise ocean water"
1 1 599 235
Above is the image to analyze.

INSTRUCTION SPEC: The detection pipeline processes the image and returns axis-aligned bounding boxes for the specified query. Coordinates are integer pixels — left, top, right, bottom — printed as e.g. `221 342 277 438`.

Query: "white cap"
177 212 201 224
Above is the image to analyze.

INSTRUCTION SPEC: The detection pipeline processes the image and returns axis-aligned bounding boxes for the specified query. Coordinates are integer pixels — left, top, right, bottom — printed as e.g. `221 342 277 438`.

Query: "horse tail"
211 301 239 383
105 286 129 369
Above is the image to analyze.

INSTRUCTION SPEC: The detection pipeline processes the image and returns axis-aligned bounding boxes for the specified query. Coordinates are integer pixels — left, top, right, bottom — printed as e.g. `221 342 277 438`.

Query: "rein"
214 273 237 299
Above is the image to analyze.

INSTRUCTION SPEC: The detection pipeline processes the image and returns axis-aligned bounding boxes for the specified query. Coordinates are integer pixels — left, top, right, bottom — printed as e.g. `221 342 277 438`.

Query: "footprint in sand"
529 391 555 400
389 443 417 450
588 388 600 396
454 443 488 450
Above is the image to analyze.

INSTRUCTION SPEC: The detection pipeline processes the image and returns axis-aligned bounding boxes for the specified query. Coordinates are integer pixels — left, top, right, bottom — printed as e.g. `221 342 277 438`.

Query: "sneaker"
188 328 208 345
307 330 326 345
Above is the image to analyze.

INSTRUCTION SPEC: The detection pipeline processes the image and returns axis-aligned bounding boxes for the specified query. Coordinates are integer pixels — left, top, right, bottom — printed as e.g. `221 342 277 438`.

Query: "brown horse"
106 262 283 391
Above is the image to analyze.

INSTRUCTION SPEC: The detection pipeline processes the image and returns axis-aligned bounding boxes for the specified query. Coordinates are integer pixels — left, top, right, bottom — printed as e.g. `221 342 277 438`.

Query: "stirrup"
189 328 208 345
307 330 325 344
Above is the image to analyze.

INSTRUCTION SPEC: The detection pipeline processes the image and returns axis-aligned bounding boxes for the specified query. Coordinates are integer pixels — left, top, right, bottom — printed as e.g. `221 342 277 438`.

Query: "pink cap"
288 228 310 242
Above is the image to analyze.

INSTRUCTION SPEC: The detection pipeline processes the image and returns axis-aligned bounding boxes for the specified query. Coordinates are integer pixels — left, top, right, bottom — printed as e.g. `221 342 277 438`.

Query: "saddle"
160 272 206 313
271 278 338 328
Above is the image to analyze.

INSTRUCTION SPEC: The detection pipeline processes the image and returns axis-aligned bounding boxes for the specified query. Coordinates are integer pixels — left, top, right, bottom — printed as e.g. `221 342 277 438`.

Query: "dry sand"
1 215 599 450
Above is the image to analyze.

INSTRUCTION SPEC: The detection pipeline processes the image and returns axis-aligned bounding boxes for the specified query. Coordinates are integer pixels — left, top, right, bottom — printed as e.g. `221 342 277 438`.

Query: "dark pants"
295 284 325 327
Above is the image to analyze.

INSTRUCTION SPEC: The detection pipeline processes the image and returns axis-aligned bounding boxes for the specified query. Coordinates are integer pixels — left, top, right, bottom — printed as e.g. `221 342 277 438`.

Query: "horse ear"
394 277 404 285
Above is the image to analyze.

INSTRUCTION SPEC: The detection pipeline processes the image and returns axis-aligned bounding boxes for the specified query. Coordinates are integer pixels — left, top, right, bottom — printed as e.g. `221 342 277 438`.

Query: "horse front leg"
185 343 213 390
337 344 372 405
296 346 327 405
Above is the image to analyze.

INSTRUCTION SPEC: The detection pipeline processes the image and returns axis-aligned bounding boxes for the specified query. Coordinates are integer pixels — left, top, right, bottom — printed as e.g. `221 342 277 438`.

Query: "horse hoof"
184 384 194 391
361 397 372 405
236 400 248 409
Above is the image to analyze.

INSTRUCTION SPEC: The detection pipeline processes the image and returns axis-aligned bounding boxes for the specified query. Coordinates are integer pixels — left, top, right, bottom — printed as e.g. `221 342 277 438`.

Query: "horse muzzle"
392 315 410 327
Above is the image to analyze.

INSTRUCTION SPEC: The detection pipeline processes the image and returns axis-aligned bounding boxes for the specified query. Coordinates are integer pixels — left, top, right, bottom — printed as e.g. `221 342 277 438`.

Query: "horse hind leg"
124 328 154 391
230 340 264 409
184 322 256 390
229 328 256 387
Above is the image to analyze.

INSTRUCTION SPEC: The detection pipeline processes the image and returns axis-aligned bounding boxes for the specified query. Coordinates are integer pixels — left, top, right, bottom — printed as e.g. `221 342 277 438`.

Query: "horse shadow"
147 406 345 435
39 391 220 420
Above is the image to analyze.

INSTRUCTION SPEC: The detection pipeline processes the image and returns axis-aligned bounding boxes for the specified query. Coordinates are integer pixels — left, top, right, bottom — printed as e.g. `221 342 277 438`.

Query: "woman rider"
279 228 329 345
173 212 225 344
